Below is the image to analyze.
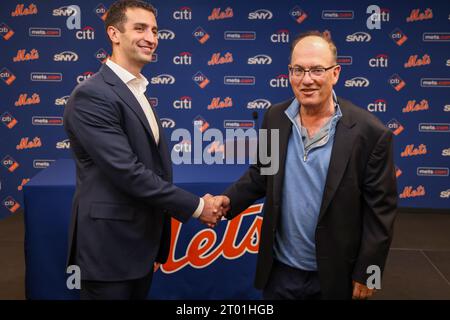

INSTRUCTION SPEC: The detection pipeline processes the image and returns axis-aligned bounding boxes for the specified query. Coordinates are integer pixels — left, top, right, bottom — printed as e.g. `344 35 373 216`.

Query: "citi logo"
345 77 370 87
76 26 95 40
271 30 289 43
158 29 175 40
54 51 79 62
56 139 71 149
270 75 289 88
151 74 175 85
173 52 192 65
346 32 371 42
248 9 273 20
386 119 404 135
0 68 16 85
248 54 272 65
94 4 108 21
77 71 94 83
160 118 176 128
369 54 388 67
247 99 271 109
0 23 14 40
173 140 192 153
95 48 110 63
367 99 387 112
173 7 192 20
55 95 70 106
173 96 192 109
290 6 308 24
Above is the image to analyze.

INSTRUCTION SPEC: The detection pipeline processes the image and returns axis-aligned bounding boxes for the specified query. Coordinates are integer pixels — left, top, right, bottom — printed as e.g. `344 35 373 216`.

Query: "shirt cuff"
192 197 204 218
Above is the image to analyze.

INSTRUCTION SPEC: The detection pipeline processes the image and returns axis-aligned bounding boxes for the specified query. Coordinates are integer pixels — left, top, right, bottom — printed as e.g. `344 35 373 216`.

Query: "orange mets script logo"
208 97 233 110
400 144 427 157
11 4 38 17
402 99 429 113
399 186 425 199
13 49 39 62
208 7 233 21
16 137 42 150
159 204 263 273
404 54 431 68
208 52 233 66
406 8 433 22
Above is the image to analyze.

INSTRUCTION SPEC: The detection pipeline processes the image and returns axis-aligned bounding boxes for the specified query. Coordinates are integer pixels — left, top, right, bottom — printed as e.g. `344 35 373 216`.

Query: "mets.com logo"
31 73 62 82
224 76 255 85
418 123 450 132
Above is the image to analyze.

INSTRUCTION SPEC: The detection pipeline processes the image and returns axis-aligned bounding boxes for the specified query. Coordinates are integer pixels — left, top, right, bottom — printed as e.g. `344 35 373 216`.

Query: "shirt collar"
105 59 148 94
285 90 342 122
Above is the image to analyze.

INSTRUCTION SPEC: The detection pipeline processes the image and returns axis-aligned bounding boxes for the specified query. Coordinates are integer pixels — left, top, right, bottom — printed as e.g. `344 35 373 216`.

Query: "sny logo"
151 74 175 85
248 9 273 20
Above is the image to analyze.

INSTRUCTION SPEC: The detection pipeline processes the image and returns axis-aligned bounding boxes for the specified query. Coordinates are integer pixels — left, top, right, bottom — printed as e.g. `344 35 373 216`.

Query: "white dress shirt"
105 59 204 218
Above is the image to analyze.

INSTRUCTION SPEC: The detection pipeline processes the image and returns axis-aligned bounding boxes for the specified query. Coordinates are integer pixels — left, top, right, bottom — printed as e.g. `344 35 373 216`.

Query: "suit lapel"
273 104 293 207
150 102 173 180
318 101 357 222
100 65 158 148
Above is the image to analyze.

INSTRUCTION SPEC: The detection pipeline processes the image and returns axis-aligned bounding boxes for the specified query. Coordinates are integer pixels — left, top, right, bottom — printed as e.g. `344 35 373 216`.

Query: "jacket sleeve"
64 85 199 223
352 129 398 285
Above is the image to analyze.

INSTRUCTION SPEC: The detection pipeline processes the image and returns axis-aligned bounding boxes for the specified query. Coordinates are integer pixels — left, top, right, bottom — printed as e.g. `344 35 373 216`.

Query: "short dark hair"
105 0 156 33
289 30 337 63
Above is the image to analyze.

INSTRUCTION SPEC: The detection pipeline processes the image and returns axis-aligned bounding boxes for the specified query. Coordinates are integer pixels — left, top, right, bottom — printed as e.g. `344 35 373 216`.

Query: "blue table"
23 159 263 299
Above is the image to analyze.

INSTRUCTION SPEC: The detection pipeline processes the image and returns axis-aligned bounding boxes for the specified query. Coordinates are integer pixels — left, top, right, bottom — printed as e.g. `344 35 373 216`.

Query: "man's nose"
144 30 157 44
301 71 314 84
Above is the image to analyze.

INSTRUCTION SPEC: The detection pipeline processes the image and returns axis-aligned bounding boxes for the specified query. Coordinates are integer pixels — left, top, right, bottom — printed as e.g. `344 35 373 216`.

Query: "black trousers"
80 272 154 300
263 260 322 300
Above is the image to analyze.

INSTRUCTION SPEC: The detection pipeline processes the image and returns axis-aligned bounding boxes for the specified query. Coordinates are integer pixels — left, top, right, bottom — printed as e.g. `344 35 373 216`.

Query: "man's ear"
107 25 120 45
332 65 341 85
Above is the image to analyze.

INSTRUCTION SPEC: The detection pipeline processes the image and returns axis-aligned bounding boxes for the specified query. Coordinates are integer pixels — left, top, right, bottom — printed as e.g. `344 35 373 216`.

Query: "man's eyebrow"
133 22 149 28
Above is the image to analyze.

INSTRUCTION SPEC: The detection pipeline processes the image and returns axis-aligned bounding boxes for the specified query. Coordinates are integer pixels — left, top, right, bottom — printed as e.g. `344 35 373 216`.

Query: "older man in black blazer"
64 0 221 299
215 31 397 300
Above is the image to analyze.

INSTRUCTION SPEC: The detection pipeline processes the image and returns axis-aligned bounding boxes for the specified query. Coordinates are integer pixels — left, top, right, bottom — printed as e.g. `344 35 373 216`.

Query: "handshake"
198 194 231 228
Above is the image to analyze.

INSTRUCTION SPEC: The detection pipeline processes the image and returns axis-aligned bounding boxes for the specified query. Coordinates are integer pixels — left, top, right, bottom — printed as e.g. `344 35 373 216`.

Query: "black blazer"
224 97 397 299
63 65 199 281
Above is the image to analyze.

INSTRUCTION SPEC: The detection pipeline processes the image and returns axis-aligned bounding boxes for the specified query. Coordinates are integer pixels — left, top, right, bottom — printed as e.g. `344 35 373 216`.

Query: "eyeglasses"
288 64 338 78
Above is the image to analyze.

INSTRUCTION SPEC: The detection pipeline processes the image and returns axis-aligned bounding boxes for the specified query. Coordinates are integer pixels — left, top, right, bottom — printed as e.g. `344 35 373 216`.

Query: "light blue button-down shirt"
274 93 342 271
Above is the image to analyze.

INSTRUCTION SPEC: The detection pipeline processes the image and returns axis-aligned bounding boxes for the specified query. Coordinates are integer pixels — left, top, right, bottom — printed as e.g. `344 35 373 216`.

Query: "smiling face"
107 7 158 73
289 36 341 110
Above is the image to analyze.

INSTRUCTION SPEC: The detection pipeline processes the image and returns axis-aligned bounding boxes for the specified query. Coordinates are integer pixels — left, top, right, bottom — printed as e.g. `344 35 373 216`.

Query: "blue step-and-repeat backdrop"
1 0 449 220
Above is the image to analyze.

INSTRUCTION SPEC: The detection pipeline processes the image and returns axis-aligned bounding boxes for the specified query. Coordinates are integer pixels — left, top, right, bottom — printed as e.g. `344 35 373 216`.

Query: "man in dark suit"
214 31 397 300
63 0 222 300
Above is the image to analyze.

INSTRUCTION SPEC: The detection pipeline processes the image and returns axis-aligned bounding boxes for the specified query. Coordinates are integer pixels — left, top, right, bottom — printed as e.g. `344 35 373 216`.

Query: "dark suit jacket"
224 97 397 299
63 65 199 281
